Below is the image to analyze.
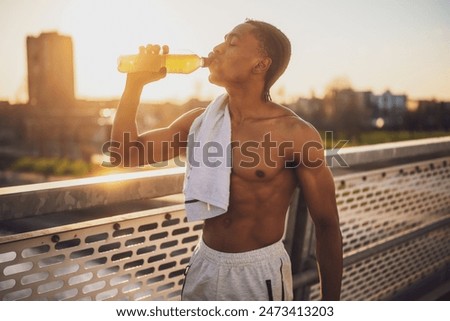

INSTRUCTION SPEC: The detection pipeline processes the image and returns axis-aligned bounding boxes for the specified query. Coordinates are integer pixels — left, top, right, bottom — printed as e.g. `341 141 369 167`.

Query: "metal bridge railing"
289 136 450 300
1 136 449 300
291 156 450 300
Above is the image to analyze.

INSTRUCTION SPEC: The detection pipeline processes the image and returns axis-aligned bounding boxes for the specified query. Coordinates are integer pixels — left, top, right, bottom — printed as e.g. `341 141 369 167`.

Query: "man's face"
208 23 265 87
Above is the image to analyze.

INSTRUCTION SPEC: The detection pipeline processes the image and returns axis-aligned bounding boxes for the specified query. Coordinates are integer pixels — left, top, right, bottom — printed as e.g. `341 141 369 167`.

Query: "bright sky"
0 0 449 104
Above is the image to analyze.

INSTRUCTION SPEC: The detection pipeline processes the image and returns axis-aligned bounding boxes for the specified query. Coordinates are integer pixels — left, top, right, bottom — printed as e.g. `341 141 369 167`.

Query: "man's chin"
208 74 222 87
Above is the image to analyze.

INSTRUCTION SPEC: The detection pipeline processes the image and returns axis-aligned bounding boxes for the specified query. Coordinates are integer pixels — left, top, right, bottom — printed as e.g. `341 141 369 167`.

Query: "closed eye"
224 32 240 46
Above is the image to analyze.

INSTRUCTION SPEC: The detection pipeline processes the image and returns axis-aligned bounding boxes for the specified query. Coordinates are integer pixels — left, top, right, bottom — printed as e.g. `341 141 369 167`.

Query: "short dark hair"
245 19 291 102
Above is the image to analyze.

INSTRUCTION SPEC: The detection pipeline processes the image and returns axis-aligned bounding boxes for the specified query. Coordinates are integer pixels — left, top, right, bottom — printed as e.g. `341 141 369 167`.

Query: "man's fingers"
144 44 160 54
142 44 168 54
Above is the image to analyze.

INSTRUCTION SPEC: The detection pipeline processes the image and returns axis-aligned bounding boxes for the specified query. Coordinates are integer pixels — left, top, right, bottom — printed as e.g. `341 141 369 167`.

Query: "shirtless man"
110 20 342 301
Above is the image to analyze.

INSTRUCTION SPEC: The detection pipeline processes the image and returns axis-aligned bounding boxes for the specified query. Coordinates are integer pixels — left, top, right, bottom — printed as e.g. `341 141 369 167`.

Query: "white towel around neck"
183 93 232 222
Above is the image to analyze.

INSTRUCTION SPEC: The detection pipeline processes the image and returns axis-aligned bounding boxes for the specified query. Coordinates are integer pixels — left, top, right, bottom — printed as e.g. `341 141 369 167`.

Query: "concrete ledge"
326 136 450 167
0 167 185 220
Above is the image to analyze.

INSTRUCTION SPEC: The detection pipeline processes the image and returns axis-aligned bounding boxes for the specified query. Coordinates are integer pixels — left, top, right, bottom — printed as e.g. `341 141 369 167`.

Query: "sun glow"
57 0 212 102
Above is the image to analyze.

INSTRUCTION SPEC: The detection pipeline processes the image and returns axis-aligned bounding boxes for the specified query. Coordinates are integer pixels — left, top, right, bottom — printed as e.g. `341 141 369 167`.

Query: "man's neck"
226 86 267 123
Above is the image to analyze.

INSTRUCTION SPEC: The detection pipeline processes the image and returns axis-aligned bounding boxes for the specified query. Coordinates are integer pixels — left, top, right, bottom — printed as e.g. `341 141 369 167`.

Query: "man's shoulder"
269 105 325 167
270 103 319 137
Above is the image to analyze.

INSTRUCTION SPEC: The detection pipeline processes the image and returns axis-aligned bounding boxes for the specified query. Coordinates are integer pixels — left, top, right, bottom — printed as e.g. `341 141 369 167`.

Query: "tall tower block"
27 32 75 107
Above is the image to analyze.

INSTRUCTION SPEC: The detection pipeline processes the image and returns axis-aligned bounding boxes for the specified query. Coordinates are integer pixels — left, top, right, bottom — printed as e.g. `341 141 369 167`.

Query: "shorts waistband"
196 239 288 266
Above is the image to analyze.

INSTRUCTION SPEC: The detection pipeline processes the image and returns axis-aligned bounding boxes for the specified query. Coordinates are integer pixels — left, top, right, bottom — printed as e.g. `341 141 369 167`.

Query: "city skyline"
0 0 449 104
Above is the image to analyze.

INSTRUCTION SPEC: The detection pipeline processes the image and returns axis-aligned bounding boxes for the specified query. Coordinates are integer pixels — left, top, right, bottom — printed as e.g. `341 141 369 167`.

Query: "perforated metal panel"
0 206 203 301
310 225 449 300
1 156 449 301
306 157 450 300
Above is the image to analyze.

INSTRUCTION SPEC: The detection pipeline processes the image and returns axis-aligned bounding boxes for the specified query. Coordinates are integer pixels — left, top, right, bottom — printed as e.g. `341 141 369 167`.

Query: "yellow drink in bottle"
117 53 209 74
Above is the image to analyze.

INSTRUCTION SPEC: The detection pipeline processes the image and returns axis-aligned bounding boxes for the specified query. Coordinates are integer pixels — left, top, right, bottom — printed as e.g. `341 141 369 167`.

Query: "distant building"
414 100 450 131
288 89 412 131
0 32 110 162
371 90 407 111
370 90 407 129
26 32 75 107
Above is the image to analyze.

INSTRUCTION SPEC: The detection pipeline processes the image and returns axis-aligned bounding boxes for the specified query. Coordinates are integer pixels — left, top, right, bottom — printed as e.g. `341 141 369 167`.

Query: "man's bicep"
137 108 204 164
135 127 181 164
296 164 339 226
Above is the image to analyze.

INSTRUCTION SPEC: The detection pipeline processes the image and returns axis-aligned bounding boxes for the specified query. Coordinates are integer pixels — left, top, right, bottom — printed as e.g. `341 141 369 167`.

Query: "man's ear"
253 57 272 74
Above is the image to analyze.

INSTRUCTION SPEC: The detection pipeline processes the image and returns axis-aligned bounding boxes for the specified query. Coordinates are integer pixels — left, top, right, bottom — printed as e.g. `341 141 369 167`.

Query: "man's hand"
125 44 169 88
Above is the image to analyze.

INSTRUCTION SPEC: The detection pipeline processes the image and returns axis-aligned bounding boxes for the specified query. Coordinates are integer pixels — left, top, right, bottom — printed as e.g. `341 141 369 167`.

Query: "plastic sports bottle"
117 53 209 74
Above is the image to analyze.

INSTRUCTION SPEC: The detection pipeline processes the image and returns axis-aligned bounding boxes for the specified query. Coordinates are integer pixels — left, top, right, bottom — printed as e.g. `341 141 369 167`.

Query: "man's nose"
213 42 225 54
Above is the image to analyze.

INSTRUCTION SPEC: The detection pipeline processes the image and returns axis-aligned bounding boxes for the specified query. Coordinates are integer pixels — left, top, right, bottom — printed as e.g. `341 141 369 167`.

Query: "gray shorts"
181 239 293 301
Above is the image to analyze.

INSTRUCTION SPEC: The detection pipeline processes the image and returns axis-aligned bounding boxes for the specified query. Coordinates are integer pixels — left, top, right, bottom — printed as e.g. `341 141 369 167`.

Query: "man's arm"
110 44 203 167
294 123 343 300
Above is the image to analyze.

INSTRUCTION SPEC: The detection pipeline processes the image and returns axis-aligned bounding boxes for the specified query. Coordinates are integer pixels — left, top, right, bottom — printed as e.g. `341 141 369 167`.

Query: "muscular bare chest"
230 121 293 182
